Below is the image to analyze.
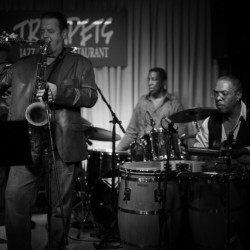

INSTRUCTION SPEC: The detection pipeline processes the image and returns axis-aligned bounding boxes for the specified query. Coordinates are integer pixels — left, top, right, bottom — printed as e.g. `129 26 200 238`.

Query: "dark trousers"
5 152 80 250
0 166 9 226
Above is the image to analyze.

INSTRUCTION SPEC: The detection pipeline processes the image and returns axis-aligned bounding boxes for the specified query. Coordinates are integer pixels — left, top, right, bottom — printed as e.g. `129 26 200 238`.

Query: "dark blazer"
4 48 98 162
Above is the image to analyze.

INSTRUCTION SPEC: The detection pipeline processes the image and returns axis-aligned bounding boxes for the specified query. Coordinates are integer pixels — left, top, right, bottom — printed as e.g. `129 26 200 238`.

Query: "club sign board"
0 11 128 67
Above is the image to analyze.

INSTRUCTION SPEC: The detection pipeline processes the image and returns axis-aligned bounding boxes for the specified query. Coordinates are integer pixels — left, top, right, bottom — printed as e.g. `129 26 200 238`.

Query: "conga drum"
187 166 249 250
117 161 183 250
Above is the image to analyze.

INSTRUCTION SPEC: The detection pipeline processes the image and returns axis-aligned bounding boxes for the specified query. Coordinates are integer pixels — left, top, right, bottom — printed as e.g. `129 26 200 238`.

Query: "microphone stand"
158 119 177 250
43 97 68 250
223 131 234 250
93 85 125 249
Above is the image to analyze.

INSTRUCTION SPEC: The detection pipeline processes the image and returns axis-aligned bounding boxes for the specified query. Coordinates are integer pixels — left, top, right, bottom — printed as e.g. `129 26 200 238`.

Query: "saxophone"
25 40 50 126
25 40 52 167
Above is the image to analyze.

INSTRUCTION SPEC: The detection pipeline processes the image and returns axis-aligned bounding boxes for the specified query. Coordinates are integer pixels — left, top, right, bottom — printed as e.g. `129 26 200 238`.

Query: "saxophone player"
1 11 98 250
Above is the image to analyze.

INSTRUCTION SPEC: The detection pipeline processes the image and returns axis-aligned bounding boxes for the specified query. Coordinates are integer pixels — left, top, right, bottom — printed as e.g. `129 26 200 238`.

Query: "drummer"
193 75 250 164
116 67 186 151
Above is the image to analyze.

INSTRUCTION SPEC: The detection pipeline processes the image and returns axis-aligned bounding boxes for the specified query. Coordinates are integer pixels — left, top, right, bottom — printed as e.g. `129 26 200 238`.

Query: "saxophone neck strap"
45 47 68 82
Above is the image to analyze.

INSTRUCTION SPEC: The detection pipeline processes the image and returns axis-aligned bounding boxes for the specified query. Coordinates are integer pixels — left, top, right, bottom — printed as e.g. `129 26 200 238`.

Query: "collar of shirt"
146 90 171 102
240 100 246 121
222 100 246 141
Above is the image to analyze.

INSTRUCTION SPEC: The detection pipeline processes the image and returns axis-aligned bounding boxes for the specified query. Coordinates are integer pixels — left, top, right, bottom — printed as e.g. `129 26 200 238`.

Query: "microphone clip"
146 111 156 129
163 117 178 133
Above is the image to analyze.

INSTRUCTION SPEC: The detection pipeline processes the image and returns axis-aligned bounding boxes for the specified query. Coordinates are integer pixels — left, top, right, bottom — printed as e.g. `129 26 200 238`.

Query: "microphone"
86 139 93 146
146 111 156 128
163 116 178 132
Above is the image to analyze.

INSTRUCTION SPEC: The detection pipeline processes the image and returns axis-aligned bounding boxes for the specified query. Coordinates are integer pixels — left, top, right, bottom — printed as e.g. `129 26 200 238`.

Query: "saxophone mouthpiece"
37 39 45 44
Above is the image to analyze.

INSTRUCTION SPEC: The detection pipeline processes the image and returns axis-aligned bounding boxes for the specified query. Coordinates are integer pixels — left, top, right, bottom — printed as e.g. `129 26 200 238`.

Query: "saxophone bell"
25 102 48 126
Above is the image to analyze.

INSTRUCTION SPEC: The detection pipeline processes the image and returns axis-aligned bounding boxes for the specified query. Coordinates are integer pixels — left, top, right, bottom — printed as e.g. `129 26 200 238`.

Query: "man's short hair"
40 11 68 31
149 67 167 81
218 75 243 93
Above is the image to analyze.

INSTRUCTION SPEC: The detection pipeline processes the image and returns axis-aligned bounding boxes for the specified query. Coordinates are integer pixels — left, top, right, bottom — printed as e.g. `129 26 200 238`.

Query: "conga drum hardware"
154 187 164 203
123 169 132 202
123 187 131 203
154 173 165 203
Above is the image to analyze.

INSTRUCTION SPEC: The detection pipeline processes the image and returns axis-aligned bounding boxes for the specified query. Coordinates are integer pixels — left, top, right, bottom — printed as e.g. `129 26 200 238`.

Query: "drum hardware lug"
123 169 131 202
123 187 131 202
154 173 163 203
154 188 163 203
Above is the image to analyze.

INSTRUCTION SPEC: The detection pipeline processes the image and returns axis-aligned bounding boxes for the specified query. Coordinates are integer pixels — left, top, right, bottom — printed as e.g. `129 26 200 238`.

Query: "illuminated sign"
0 11 128 67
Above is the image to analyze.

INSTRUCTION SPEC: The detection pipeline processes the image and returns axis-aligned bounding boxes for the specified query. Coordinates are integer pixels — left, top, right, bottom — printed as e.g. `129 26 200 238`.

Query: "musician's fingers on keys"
36 82 57 102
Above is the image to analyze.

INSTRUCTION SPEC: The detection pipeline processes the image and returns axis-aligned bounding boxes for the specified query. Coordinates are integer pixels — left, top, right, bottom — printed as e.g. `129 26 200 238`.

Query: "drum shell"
117 161 183 250
150 128 181 161
130 133 153 162
87 149 130 189
187 174 249 249
130 128 182 162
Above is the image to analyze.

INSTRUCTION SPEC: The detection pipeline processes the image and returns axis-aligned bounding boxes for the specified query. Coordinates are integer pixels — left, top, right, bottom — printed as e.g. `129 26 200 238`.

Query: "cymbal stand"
71 163 94 239
93 85 125 249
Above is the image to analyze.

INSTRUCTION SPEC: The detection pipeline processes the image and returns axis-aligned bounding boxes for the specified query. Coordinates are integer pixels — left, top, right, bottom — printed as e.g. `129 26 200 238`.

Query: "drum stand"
93 85 125 250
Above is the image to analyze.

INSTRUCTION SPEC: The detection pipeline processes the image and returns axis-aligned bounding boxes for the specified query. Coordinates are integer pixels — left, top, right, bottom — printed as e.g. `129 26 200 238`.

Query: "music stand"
0 120 32 166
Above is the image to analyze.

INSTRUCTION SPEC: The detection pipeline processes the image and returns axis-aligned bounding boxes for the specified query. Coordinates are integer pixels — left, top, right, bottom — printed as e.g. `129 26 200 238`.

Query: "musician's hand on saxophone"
36 82 57 103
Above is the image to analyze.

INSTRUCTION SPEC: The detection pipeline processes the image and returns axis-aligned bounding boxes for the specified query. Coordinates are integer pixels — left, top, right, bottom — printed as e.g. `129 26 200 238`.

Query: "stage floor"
1 177 250 250
0 212 123 250
0 190 124 250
